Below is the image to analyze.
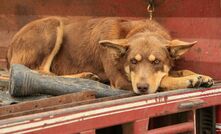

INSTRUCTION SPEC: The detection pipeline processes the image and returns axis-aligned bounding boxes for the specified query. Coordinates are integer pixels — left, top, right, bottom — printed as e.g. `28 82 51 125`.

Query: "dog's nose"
137 83 149 93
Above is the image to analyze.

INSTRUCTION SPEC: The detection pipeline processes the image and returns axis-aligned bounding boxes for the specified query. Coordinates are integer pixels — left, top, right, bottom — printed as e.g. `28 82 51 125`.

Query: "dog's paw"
187 75 214 88
200 75 214 87
83 72 101 81
187 75 203 88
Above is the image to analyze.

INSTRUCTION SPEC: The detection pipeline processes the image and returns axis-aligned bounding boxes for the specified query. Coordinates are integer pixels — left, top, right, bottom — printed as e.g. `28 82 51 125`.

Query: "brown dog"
7 17 213 94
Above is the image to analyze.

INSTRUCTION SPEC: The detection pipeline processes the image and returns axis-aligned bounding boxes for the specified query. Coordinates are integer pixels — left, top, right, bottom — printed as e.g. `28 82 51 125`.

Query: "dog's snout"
137 83 149 93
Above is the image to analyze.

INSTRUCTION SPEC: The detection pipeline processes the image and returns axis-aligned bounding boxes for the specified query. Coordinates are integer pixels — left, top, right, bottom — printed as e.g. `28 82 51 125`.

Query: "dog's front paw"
187 75 214 88
187 75 203 88
83 72 101 81
200 75 214 87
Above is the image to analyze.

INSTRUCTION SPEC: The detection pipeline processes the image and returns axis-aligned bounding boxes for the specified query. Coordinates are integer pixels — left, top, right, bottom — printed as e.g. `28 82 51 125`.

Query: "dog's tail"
43 18 64 72
54 19 64 54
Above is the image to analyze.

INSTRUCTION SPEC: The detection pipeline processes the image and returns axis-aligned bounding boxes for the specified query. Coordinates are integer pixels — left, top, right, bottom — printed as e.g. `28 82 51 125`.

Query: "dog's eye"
130 58 138 64
152 59 161 65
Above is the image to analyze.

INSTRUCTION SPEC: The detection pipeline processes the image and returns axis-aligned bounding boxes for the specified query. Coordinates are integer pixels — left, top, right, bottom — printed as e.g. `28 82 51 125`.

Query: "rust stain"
195 48 202 53
0 91 96 119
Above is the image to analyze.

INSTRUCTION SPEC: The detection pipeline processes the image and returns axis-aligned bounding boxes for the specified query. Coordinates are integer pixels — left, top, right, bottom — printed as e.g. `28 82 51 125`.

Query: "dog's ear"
99 39 129 55
167 39 197 59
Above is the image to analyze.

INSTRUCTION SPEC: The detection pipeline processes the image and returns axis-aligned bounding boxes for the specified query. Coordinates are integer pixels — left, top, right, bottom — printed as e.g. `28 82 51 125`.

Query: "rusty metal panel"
0 0 220 30
0 91 96 119
0 90 134 120
123 118 149 134
0 47 8 69
0 47 7 59
0 86 221 133
147 121 194 134
80 130 96 134
217 106 221 134
157 17 221 79
0 0 221 17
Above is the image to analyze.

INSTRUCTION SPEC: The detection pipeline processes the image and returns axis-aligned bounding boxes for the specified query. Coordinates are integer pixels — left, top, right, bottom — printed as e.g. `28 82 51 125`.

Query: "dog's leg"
39 20 64 75
170 70 196 77
160 74 214 91
170 70 214 87
61 72 101 81
8 18 64 76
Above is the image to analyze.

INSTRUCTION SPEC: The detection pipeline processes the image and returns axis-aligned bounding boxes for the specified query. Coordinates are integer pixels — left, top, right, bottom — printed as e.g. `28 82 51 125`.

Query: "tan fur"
163 65 170 73
124 65 131 80
135 54 142 61
161 75 202 90
7 17 213 94
170 70 197 77
148 54 156 61
130 71 138 93
39 19 64 73
150 71 167 93
8 17 65 70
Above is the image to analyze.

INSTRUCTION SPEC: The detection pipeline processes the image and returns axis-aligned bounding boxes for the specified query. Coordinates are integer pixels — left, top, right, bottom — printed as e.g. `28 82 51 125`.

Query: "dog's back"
7 17 170 77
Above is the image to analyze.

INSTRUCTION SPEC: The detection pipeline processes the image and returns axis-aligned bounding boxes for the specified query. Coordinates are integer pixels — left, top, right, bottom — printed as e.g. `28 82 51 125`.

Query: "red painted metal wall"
1 0 221 17
0 0 221 80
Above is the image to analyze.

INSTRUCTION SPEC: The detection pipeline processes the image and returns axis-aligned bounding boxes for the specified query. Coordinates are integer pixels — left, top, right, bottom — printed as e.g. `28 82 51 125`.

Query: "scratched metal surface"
0 90 51 106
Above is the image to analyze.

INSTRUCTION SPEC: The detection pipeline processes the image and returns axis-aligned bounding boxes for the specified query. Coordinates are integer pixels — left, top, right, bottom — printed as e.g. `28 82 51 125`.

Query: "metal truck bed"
0 86 220 133
0 0 221 133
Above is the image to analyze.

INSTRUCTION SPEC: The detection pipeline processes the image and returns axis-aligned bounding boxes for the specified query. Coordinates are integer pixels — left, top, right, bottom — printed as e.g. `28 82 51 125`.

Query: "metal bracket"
178 100 206 110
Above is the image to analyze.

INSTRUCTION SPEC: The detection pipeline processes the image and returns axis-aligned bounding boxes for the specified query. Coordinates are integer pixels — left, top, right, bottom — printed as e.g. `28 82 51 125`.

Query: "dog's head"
99 32 196 94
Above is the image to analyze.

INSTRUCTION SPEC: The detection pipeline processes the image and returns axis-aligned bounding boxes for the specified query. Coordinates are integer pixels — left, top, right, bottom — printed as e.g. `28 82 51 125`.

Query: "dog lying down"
7 17 214 94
